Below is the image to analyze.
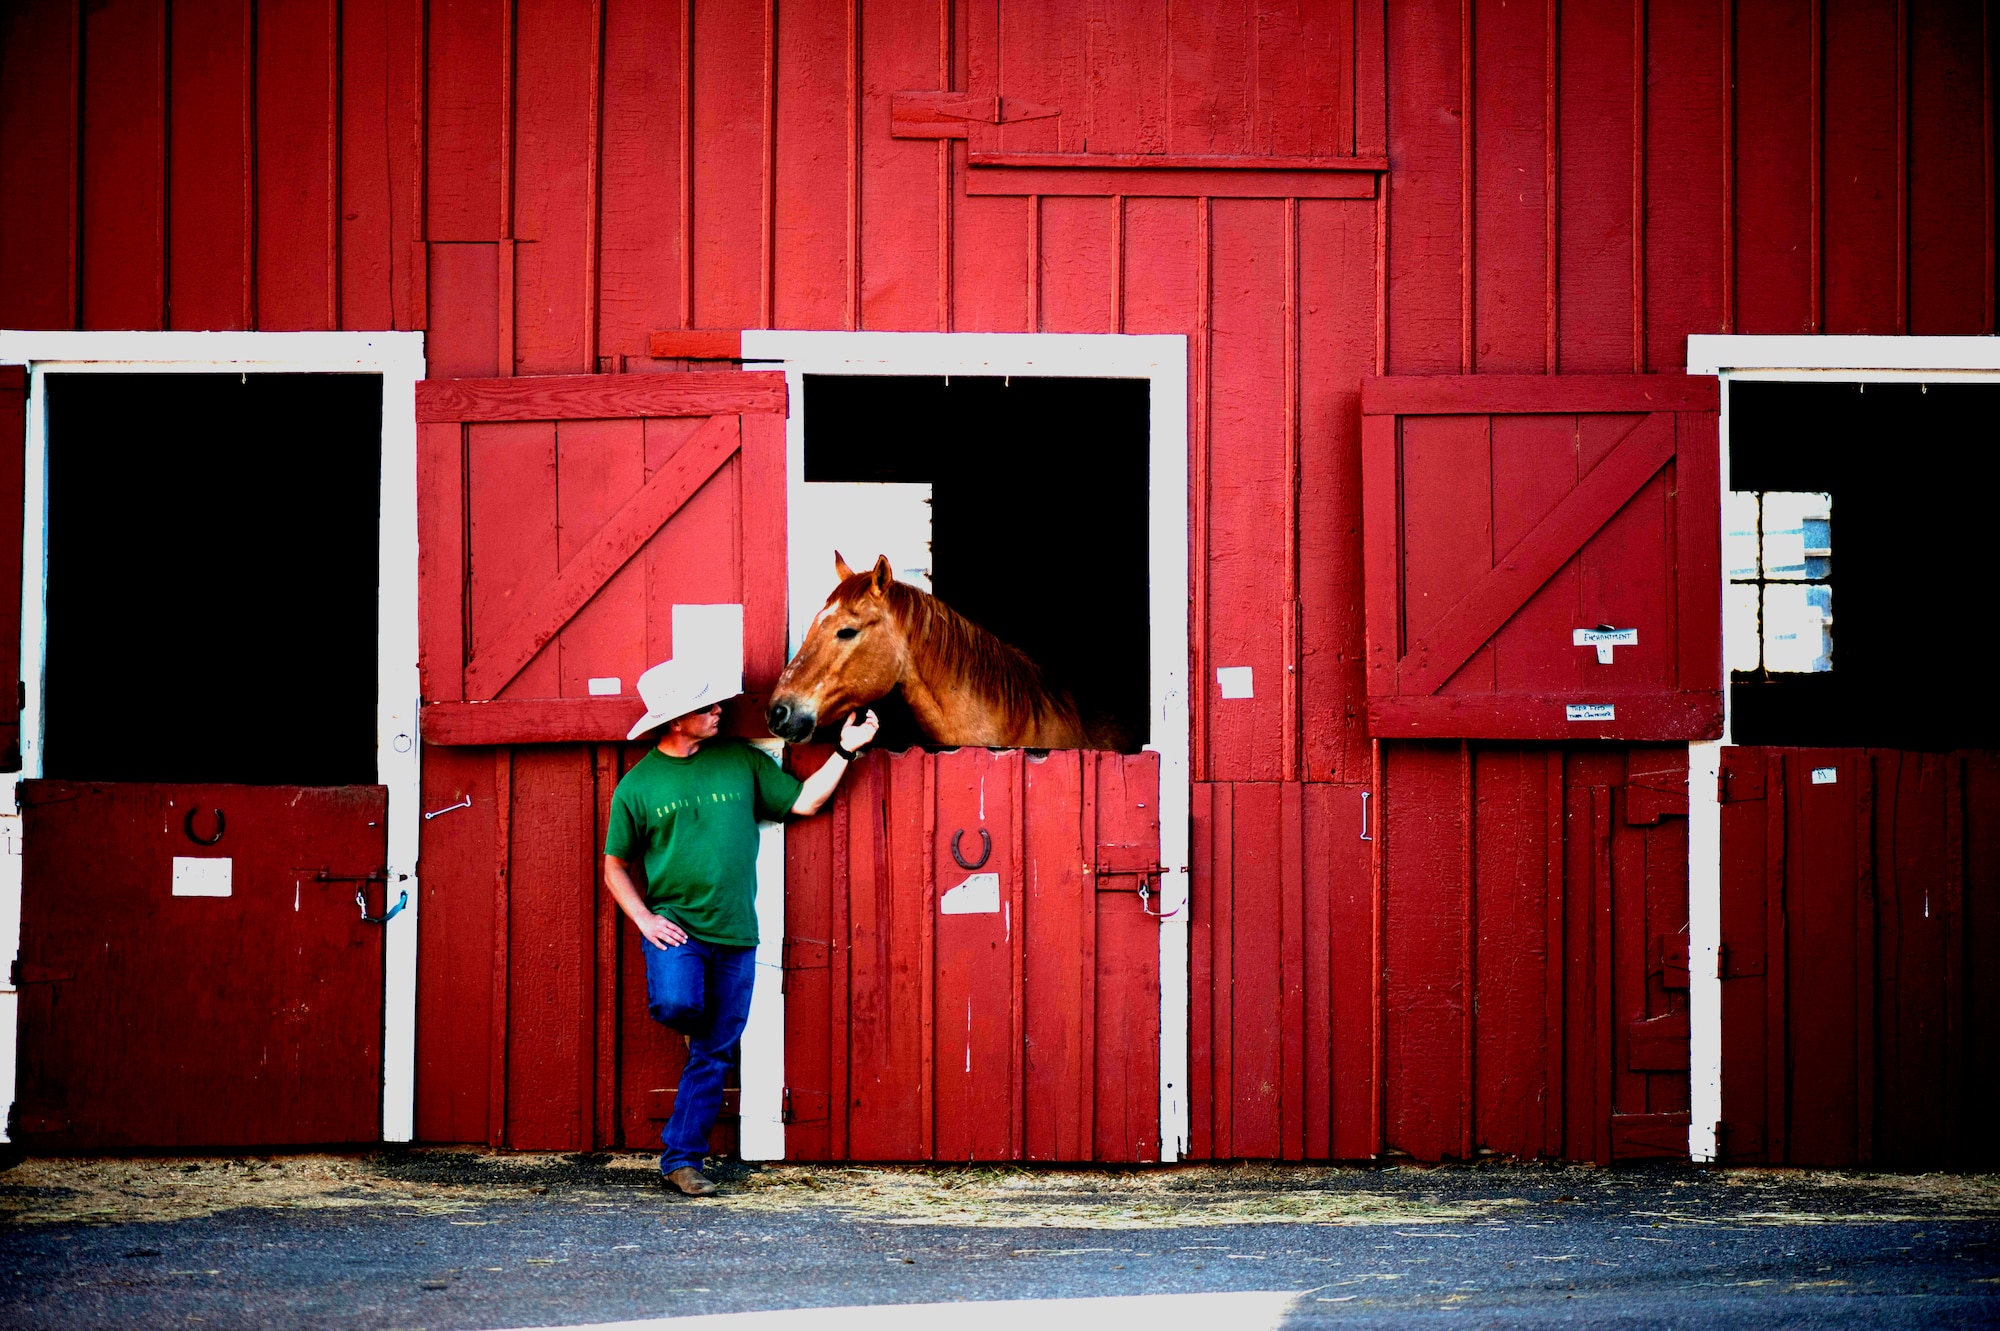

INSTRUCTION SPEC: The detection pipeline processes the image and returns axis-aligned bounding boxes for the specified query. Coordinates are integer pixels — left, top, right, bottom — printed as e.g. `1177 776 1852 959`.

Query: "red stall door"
12 783 389 1148
783 747 1162 1163
1361 375 1721 741
1719 747 2000 1169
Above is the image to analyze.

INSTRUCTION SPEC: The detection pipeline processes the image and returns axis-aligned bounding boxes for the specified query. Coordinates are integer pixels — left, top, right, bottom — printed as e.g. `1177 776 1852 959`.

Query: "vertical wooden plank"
466 420 562 700
426 242 503 377
167 0 252 330
1731 0 1815 333
1092 753 1162 1163
1206 199 1291 781
1555 0 1635 370
1188 781 1217 1158
1399 415 1493 693
740 413 788 694
415 745 498 1144
1038 197 1117 334
1822 0 1902 332
338 0 422 331
1543 749 1565 1157
1675 410 1723 698
0 0 81 327
512 0 596 371
503 748 596 1149
1853 753 1875 1166
1210 783 1236 1154
1383 742 1469 1159
426 0 504 241
1787 747 1862 1166
1472 748 1554 1159
0 369 24 764
1642 0 1729 369
781 747 837 1160
1591 782 1613 1164
1224 782 1283 1158
1472 0 1550 372
1385 0 1464 372
1764 753 1789 1162
417 422 468 704
1298 198 1377 784
1360 412 1401 702
1024 752 1088 1161
855 0 941 329
1907 0 1990 334
598 0 685 356
592 745 619 1148
1486 413 1585 698
772 0 856 330
489 748 513 1147
1316 782 1377 1160
642 417 741 666
844 751 928 1159
79 0 167 329
831 763 853 1157
1280 781 1307 1159
255 0 339 330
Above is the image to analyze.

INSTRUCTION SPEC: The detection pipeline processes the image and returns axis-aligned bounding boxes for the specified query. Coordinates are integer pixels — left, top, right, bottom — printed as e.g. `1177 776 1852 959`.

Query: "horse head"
767 552 907 743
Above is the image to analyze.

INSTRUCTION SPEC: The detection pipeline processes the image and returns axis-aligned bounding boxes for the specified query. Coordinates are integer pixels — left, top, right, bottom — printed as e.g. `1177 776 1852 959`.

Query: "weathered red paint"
3 0 1997 1164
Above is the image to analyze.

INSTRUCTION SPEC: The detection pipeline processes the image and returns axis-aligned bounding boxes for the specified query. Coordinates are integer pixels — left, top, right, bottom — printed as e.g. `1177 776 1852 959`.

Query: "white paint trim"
742 329 1193 1162
1686 333 2000 1164
1 329 425 1143
1688 334 2000 374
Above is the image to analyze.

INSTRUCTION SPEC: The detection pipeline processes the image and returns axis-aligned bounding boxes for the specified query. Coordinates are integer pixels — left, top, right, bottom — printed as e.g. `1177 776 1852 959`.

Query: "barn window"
1723 490 1832 675
39 373 381 784
797 374 1150 751
1727 380 1999 748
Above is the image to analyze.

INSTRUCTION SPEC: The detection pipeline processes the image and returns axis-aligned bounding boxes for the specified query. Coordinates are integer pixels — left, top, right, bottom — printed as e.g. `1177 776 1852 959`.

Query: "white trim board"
742 329 1193 1162
1683 333 2000 1165
0 329 425 1144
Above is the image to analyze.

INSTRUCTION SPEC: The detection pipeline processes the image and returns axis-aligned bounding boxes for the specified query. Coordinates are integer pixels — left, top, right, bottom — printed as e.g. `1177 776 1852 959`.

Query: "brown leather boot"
665 1166 718 1197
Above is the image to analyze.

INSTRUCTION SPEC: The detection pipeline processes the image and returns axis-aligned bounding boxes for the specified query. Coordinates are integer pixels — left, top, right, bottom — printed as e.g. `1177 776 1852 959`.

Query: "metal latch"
1093 863 1177 918
315 868 407 926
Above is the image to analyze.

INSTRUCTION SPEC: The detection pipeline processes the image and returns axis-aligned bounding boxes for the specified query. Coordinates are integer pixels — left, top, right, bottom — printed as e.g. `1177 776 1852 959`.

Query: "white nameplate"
1811 767 1838 785
172 857 233 897
940 873 1000 915
1216 666 1255 699
587 676 623 695
1566 703 1616 722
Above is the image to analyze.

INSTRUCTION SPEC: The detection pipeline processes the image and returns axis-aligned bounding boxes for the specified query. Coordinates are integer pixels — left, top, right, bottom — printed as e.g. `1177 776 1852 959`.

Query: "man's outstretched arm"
790 709 881 816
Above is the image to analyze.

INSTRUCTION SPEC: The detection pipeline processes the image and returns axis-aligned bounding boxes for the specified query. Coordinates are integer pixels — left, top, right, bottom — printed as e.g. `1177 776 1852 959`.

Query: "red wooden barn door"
413 371 788 1153
1719 747 2000 1168
1361 376 1721 741
13 784 387 1147
783 747 1162 1163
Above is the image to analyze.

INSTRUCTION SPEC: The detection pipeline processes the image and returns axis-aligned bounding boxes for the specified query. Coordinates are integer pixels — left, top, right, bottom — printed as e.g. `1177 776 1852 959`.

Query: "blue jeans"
643 933 757 1175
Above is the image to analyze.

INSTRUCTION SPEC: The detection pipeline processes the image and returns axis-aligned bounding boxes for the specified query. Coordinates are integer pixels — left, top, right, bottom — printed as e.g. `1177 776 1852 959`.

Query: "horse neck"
893 590 1071 734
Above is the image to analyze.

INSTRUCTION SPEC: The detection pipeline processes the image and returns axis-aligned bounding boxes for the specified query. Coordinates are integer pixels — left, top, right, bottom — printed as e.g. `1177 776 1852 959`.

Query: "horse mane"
838 577 1081 734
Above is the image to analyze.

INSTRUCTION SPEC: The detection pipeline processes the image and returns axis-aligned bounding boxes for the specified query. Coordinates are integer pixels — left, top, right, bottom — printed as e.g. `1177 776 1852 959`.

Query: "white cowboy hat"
626 657 743 741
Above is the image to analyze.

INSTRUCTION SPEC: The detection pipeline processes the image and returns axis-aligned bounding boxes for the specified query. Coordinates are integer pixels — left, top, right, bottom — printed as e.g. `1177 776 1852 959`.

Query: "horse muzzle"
766 699 817 744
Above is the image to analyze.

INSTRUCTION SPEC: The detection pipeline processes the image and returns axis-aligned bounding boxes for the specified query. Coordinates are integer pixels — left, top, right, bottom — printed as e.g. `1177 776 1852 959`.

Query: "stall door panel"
13 782 388 1148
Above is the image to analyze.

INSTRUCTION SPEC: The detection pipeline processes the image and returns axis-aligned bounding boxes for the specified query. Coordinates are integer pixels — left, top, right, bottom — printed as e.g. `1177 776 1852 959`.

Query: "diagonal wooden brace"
1398 413 1676 696
464 413 740 699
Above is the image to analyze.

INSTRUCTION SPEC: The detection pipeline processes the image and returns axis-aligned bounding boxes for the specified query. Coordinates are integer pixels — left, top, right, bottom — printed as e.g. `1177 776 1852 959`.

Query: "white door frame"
0 329 425 1144
1683 333 2000 1162
739 330 1193 1162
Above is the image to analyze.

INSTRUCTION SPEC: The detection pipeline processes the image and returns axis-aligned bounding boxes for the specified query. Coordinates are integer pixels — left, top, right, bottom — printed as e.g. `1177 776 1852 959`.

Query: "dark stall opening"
41 373 382 785
805 375 1151 752
1727 380 2000 749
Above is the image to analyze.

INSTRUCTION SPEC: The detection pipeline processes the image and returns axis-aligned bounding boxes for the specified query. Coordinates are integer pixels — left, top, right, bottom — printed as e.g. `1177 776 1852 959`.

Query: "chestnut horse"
767 553 1089 749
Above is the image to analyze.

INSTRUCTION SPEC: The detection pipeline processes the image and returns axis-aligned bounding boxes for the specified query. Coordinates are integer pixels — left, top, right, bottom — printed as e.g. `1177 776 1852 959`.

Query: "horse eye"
835 627 859 640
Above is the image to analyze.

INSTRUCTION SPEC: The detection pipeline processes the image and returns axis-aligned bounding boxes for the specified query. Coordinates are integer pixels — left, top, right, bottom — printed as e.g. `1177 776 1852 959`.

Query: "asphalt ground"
3 1151 1999 1329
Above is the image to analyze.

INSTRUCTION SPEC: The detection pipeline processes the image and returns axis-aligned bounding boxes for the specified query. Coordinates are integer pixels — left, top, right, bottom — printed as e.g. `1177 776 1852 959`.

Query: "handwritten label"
1811 767 1838 785
1571 628 1638 646
1565 703 1616 722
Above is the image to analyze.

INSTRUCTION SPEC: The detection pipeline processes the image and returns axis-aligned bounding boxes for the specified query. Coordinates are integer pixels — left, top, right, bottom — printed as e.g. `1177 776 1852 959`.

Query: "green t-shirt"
603 739 804 946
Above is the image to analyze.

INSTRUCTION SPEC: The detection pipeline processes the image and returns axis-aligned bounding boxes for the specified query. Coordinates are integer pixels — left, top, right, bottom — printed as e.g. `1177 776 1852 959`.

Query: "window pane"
1763 582 1833 672
1723 491 1761 581
1760 491 1831 581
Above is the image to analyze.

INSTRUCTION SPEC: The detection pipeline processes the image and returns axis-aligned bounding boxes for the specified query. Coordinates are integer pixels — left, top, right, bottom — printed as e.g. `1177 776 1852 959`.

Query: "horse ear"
870 555 893 591
833 551 855 581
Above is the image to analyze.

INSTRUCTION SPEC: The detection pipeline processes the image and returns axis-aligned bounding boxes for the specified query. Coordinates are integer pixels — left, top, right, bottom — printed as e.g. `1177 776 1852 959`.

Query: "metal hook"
424 796 472 821
950 827 992 871
1359 790 1372 841
184 807 225 846
1137 875 1182 919
358 887 408 925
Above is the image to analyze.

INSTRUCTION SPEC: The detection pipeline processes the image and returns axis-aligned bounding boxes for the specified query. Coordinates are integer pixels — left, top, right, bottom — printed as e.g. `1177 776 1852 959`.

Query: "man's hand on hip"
639 913 688 949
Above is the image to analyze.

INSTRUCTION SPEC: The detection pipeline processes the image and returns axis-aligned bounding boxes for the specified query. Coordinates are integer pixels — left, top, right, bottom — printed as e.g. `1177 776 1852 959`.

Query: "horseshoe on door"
950 827 991 871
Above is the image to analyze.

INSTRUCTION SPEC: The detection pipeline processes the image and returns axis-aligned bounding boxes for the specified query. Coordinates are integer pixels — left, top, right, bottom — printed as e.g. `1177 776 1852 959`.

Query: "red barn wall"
2 0 1993 1160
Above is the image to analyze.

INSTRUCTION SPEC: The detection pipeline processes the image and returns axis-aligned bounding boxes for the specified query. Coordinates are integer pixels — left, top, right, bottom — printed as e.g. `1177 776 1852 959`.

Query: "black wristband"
834 742 862 762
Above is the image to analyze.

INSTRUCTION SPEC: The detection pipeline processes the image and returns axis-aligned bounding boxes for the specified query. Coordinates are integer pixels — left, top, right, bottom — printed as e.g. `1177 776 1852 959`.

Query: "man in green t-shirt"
604 656 877 1197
